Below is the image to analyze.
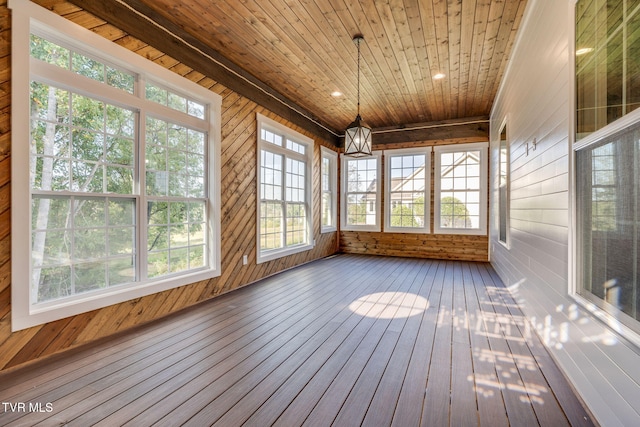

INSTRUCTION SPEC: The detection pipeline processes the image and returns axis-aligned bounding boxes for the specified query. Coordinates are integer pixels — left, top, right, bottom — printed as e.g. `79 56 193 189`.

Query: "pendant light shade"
344 35 372 157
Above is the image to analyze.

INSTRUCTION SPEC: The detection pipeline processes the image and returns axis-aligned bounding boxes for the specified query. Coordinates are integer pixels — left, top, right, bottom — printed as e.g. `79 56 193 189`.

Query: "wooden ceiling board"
66 0 528 135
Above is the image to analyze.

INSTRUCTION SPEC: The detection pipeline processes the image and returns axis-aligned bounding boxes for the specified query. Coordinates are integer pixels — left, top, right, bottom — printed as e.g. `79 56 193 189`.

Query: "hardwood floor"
0 255 595 426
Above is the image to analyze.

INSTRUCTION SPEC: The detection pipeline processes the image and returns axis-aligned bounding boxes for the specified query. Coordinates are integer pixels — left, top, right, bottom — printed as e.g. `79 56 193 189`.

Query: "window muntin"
434 143 488 235
257 114 313 263
12 0 221 330
321 147 338 233
384 148 430 233
341 153 381 231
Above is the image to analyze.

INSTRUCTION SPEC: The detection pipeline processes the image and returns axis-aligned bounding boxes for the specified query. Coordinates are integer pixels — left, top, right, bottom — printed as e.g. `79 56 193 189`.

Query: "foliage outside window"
11 0 221 331
576 0 640 138
434 143 488 235
383 148 430 233
257 114 313 263
321 147 338 233
341 153 381 231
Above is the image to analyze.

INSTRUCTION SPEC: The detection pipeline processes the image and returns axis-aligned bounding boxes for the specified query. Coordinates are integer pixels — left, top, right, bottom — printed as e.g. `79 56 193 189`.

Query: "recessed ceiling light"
433 73 446 80
576 47 594 56
331 91 343 97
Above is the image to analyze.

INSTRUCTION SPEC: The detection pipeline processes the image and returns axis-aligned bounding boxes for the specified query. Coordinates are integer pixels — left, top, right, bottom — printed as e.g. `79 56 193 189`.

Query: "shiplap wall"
0 0 338 371
489 0 640 425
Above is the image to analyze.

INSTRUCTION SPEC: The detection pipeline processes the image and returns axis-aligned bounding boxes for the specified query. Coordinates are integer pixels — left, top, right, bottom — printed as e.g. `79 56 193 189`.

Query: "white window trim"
10 0 221 331
433 142 488 236
340 151 382 232
256 114 314 264
383 147 431 234
320 146 338 233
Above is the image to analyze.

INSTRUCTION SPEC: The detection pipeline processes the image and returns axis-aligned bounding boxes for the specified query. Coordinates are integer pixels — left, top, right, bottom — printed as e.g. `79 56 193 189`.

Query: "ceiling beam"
71 0 341 145
369 116 490 146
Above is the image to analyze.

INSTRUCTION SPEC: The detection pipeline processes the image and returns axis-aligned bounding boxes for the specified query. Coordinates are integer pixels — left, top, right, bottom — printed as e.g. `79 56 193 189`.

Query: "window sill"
257 243 313 264
12 267 220 332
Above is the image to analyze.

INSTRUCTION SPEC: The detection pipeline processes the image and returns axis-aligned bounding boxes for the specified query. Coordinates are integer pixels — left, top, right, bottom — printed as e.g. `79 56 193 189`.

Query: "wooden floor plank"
472 262 540 425
361 260 437 426
421 261 455 426
450 262 479 427
0 255 596 427
391 260 447 427
462 262 509 427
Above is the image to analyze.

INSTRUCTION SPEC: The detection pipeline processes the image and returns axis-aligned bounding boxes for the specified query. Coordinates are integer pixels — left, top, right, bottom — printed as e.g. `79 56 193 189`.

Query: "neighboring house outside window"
434 143 488 235
383 148 430 233
321 146 337 233
341 152 381 231
10 0 221 331
257 114 313 263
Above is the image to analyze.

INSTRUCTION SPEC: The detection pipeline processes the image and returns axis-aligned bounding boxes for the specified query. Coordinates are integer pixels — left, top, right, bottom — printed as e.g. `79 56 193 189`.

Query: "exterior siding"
490 0 640 425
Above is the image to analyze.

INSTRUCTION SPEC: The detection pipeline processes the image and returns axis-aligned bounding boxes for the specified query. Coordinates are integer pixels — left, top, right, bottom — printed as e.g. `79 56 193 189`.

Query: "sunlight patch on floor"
349 292 429 319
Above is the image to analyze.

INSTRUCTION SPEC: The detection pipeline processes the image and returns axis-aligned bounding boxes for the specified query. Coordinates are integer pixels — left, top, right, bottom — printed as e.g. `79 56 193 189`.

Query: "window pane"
388 153 427 229
72 52 104 82
30 34 69 68
345 157 378 227
260 201 283 250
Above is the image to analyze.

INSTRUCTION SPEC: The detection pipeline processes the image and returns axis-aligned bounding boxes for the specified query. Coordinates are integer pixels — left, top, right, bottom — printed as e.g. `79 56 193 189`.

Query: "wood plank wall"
340 138 489 262
0 0 338 371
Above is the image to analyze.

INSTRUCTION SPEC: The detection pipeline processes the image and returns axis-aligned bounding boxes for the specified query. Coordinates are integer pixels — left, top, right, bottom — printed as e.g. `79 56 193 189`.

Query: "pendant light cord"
356 37 361 117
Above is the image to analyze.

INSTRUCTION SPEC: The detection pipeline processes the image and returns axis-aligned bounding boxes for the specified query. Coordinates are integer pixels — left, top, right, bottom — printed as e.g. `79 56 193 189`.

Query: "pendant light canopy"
344 35 372 157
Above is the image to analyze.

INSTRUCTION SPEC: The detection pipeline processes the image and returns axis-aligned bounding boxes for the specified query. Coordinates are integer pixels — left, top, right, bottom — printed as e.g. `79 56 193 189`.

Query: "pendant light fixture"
344 35 372 157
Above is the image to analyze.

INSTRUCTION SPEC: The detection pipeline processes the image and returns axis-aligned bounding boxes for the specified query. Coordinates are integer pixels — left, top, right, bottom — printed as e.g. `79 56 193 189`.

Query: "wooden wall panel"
340 232 488 262
0 0 338 371
340 137 489 262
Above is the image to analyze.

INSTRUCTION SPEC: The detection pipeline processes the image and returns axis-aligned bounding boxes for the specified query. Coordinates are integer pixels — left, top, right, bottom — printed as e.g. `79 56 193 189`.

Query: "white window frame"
433 142 488 235
257 114 313 264
320 146 338 233
340 151 382 232
10 0 221 331
383 147 431 233
498 118 510 247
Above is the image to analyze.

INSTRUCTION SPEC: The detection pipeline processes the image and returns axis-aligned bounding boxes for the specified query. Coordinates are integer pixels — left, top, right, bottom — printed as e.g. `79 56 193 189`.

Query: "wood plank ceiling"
76 0 528 138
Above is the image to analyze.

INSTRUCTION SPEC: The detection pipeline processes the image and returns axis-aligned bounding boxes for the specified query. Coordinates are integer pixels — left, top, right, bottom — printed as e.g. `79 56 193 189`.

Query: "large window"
11 0 221 330
321 147 338 233
384 148 430 233
574 0 640 338
434 143 488 235
257 114 313 263
341 153 381 231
